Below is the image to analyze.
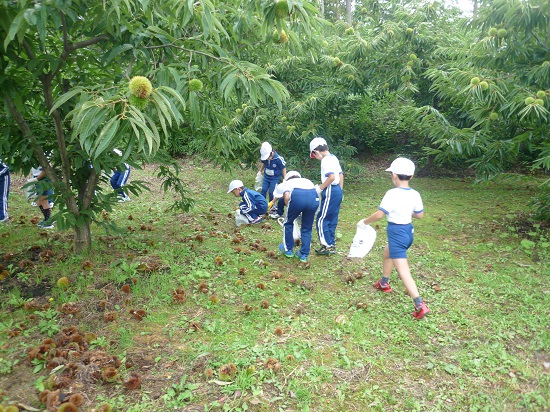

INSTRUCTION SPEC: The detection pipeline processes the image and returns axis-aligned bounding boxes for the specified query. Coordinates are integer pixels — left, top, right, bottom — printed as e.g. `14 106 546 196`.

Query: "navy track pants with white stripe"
316 184 342 247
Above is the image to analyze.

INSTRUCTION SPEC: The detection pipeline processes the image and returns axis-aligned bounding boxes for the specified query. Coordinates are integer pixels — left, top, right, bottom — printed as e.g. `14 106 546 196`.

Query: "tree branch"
69 35 110 52
3 95 57 183
145 42 231 64
22 39 36 60
61 14 69 51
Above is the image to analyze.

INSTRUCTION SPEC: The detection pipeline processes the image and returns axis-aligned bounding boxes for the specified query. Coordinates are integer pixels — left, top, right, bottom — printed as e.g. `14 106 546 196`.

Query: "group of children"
0 149 132 229
228 139 430 319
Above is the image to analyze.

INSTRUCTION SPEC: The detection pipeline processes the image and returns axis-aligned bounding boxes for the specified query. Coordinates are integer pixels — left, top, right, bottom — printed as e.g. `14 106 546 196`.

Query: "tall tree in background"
0 0 320 253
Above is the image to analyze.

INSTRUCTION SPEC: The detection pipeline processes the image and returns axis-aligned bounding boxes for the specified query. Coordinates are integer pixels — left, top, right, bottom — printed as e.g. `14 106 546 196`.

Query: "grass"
0 157 549 412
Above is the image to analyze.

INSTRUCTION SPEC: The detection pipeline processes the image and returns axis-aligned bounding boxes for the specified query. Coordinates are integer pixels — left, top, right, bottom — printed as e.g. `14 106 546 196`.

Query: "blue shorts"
35 180 53 197
387 222 414 259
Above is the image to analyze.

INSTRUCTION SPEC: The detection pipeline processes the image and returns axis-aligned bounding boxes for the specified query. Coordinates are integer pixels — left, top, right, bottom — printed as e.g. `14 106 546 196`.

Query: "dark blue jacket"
261 151 286 181
239 188 268 214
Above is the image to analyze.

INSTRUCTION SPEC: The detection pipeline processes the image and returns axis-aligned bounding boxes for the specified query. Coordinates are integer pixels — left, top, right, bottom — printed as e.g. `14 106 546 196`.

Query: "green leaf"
49 88 83 115
220 69 239 100
157 86 186 111
93 117 120 157
103 44 134 64
4 9 27 50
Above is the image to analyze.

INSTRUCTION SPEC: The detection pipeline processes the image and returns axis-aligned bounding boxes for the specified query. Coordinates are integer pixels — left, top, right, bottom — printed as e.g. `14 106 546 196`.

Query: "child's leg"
110 171 121 190
260 178 270 199
283 204 300 252
267 180 276 202
37 196 51 221
116 168 130 196
392 258 420 299
276 198 285 216
298 191 318 258
382 245 394 278
0 173 9 220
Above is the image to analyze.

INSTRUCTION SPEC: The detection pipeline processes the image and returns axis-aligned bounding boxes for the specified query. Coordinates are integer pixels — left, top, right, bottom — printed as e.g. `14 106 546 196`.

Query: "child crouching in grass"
227 180 268 226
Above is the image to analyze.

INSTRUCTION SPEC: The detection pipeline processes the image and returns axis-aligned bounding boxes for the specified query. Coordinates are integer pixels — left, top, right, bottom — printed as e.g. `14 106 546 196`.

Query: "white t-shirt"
379 187 423 224
273 178 315 198
320 154 342 185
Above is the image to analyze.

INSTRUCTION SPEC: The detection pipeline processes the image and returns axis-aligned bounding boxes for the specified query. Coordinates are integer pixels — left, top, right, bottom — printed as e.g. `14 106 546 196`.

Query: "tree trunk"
346 0 352 25
73 221 92 254
319 0 324 18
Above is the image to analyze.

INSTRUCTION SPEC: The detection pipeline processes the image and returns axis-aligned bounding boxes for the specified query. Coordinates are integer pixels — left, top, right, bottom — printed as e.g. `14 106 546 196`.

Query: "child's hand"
356 219 368 230
314 185 322 195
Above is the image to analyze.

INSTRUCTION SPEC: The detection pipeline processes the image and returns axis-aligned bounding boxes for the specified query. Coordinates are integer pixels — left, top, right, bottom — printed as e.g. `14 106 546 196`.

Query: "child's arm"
361 209 385 226
36 170 47 181
413 211 424 219
339 172 344 190
320 173 335 190
281 167 286 180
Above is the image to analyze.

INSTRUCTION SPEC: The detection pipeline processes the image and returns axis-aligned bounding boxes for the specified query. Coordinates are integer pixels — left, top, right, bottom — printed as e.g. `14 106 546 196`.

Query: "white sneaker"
0 217 10 224
31 202 37 207
269 212 281 219
49 202 54 208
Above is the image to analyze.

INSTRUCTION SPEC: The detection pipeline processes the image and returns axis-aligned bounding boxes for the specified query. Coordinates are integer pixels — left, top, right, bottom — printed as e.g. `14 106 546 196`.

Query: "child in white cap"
111 149 131 202
309 137 344 255
358 157 430 319
258 142 286 217
228 180 268 226
271 171 320 263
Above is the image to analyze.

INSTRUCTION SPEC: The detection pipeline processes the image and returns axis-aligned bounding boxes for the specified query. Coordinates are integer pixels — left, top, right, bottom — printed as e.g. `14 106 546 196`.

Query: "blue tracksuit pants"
111 167 131 196
0 171 9 221
261 177 280 202
283 188 319 258
316 184 343 247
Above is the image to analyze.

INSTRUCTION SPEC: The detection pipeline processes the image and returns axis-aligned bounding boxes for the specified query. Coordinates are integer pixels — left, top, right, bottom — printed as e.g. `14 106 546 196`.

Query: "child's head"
309 137 328 159
385 157 415 181
260 142 273 161
227 180 244 197
284 171 301 181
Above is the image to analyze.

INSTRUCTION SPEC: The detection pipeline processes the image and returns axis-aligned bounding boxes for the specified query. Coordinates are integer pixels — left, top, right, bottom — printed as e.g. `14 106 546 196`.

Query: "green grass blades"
0 160 548 411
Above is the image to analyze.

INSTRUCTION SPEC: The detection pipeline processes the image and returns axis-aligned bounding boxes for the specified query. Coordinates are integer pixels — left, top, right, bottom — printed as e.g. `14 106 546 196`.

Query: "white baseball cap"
227 180 244 193
309 137 327 157
284 171 301 181
260 142 272 160
385 157 415 176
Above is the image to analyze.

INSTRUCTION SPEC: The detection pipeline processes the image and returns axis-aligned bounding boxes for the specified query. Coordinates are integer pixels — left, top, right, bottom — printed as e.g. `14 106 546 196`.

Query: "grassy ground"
0 157 549 412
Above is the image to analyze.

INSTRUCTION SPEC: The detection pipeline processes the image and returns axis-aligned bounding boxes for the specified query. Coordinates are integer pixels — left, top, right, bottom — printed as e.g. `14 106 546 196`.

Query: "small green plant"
89 336 109 349
0 357 19 375
36 309 61 337
163 375 200 407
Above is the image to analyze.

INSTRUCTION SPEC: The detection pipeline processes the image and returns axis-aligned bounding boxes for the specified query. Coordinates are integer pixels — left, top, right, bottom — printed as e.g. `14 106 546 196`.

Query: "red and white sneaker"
373 280 392 293
412 302 431 319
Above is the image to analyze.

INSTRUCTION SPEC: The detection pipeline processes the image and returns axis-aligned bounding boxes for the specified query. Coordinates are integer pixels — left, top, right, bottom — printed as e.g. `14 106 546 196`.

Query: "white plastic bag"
235 210 249 226
348 224 377 258
254 172 263 191
24 178 38 202
277 217 301 241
